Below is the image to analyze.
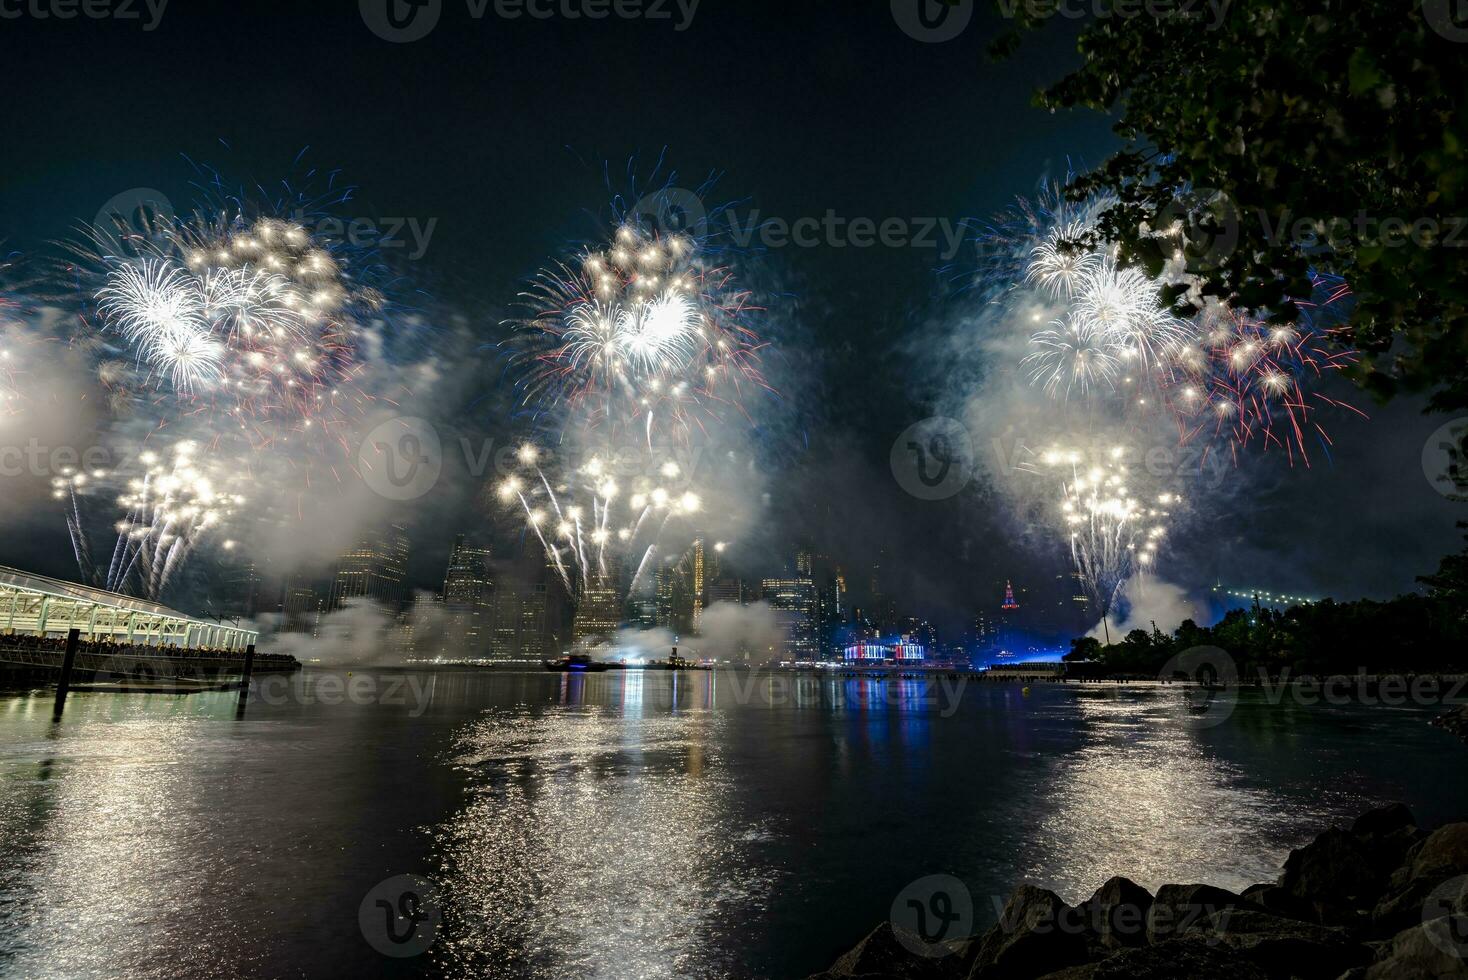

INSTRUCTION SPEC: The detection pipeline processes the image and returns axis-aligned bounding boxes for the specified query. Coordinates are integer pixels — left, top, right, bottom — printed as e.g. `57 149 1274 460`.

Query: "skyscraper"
998 579 1021 658
571 557 623 645
795 542 813 577
404 592 442 658
487 556 561 661
971 608 996 657
442 534 493 656
689 536 706 633
706 577 745 607
222 557 264 619
762 575 817 661
328 524 410 611
281 575 321 634
868 548 896 628
654 561 677 630
572 581 622 644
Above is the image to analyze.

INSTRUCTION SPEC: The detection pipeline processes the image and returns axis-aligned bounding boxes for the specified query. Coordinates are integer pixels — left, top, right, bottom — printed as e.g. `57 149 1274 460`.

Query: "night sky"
2 2 1462 636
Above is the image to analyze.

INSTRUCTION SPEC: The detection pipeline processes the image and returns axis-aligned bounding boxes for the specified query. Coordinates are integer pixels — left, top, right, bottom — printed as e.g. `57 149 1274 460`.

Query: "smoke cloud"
1088 578 1206 642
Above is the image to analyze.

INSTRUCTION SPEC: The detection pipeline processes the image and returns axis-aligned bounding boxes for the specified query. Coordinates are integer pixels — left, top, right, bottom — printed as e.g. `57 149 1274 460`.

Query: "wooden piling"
52 628 81 717
235 643 256 716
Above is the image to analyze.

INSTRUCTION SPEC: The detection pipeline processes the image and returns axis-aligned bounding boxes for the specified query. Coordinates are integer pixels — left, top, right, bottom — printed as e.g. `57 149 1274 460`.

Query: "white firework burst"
1026 219 1102 299
97 260 222 392
1022 313 1121 399
202 267 309 346
1072 258 1190 373
618 291 701 374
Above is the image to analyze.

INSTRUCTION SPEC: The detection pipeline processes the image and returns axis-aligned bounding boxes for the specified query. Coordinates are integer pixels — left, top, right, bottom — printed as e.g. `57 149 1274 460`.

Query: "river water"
1 669 1465 979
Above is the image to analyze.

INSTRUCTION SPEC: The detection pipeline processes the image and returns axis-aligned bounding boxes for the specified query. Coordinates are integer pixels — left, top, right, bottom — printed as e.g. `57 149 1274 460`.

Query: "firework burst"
51 167 434 597
510 221 769 444
85 211 368 436
1167 282 1365 464
984 182 1362 461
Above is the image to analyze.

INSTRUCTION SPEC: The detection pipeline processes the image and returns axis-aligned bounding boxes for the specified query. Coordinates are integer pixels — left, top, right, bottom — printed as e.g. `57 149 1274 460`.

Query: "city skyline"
231 518 1167 666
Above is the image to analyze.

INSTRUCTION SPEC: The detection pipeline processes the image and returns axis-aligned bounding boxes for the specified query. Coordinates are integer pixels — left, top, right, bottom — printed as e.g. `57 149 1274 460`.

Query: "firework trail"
1034 445 1177 640
493 442 713 602
54 439 245 600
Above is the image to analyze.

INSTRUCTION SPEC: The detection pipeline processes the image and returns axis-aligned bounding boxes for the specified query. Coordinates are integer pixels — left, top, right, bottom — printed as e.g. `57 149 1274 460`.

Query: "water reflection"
0 699 260 978
1025 686 1408 901
431 686 779 979
2 675 1464 979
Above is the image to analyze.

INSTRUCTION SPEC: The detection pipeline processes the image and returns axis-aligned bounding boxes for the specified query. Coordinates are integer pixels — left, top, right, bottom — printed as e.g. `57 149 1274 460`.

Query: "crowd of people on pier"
0 630 297 667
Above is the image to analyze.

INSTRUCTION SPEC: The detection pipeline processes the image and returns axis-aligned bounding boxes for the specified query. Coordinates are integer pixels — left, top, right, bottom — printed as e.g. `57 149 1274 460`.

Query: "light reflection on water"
432 704 779 978
1026 690 1323 896
0 698 266 979
1 673 1465 979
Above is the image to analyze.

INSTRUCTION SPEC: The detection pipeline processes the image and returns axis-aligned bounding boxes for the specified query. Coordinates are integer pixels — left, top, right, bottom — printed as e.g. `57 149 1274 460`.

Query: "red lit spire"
1001 580 1019 610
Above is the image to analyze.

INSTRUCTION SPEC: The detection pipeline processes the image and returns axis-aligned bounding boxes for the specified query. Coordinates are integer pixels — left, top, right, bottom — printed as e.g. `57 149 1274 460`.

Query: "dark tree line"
1067 526 1468 676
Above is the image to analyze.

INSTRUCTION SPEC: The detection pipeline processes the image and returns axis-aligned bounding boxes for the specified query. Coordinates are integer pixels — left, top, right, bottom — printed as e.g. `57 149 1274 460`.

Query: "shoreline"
812 804 1468 979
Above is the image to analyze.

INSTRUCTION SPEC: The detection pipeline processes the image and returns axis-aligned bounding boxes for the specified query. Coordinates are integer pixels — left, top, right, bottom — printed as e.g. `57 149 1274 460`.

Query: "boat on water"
543 654 617 673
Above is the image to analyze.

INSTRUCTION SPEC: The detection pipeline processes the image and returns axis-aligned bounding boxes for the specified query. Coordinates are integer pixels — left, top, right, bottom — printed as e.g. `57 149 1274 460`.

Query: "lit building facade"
842 638 926 661
329 524 410 611
442 534 492 655
689 537 705 633
487 557 559 661
762 575 817 661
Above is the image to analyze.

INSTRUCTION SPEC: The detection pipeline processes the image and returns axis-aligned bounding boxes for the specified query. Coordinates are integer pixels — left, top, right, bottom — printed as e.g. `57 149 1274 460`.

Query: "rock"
1277 828 1385 922
1410 823 1468 881
1350 805 1425 884
968 885 1090 979
1078 877 1153 949
1363 916 1468 978
1351 803 1416 840
1146 884 1248 943
1033 966 1099 980
1039 940 1268 980
1185 908 1365 979
809 921 967 980
1241 883 1310 921
1434 703 1468 742
1370 871 1468 938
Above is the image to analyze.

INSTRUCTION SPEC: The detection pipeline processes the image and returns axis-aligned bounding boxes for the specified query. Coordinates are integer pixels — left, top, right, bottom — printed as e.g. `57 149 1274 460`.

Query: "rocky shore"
1437 703 1468 743
810 805 1468 979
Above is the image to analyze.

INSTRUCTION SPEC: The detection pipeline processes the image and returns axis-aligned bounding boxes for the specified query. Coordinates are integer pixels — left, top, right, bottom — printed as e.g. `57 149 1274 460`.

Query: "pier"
0 565 296 690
